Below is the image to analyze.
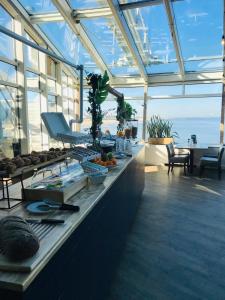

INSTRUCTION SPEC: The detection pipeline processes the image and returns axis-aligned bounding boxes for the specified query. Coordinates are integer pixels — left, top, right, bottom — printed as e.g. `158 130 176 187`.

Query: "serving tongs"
40 200 80 212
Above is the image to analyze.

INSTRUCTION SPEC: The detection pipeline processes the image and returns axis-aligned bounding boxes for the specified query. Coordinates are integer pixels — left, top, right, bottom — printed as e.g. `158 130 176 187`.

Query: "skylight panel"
172 0 223 63
39 22 101 74
123 3 178 74
82 17 140 76
18 0 58 14
184 59 223 73
68 0 108 9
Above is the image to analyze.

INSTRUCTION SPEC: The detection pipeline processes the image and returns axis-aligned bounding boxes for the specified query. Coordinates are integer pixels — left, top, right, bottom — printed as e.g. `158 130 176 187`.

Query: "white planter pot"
145 144 168 166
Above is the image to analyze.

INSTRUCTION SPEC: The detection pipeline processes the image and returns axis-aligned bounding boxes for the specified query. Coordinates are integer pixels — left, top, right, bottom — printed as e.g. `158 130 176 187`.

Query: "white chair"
41 112 92 146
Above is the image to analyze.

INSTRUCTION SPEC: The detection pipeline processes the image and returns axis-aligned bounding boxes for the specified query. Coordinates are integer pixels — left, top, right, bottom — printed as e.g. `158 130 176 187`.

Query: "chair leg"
218 166 222 180
187 161 190 172
184 163 187 176
168 163 171 175
171 163 174 172
199 165 204 177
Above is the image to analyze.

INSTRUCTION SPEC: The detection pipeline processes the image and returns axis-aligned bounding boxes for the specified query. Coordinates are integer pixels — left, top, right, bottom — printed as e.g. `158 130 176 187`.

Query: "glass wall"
0 86 18 157
82 87 144 139
0 5 19 158
61 70 78 123
147 84 222 144
0 4 81 153
47 57 57 112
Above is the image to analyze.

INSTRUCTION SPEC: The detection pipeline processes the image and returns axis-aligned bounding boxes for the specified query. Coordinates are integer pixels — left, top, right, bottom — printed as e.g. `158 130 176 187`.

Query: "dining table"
175 143 220 173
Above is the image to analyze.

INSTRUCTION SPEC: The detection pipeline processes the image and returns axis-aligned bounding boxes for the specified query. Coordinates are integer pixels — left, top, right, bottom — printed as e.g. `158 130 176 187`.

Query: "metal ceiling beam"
108 72 223 87
163 0 185 79
0 25 82 69
149 93 221 100
147 72 223 86
72 8 112 19
120 0 162 11
51 0 112 78
30 12 63 23
119 0 183 11
107 0 148 81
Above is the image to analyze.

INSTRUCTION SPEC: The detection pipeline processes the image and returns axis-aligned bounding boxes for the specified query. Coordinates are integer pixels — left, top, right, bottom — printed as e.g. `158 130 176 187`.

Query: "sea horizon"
81 116 222 145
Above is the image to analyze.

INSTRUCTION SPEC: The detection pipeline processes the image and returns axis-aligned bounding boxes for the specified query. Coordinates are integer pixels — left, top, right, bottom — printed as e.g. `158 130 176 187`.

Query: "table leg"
190 149 194 173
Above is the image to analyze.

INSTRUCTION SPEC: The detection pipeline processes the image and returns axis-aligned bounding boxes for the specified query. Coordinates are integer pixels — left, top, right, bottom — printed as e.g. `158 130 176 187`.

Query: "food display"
0 147 102 175
24 162 87 203
0 148 72 175
71 146 101 162
92 152 117 167
81 161 108 175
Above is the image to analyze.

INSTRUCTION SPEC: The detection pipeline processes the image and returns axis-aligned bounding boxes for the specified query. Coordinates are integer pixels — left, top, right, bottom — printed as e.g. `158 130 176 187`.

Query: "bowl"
88 173 107 185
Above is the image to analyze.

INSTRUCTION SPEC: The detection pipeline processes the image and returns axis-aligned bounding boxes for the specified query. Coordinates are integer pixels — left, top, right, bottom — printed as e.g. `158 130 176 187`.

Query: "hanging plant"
86 71 109 144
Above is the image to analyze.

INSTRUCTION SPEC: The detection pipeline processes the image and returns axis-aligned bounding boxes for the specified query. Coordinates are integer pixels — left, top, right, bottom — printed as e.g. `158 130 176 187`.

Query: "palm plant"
147 115 178 139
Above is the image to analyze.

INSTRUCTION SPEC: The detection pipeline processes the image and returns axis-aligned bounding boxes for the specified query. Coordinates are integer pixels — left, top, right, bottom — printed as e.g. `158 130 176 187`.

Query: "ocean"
81 117 221 145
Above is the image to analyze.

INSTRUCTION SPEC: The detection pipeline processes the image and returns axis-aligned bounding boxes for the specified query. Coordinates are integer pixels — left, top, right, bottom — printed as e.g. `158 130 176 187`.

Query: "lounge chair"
41 112 92 146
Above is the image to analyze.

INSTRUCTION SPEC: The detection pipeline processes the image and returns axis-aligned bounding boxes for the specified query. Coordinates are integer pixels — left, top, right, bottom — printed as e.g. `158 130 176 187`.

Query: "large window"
0 61 16 83
0 85 18 157
0 5 15 60
82 87 144 138
62 70 77 123
147 84 222 144
25 43 42 151
24 32 39 71
47 56 57 112
27 90 42 151
0 6 18 157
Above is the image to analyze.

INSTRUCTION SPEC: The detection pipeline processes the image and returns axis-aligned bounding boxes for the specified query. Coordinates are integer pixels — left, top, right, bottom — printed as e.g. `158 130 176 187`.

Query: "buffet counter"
0 145 145 300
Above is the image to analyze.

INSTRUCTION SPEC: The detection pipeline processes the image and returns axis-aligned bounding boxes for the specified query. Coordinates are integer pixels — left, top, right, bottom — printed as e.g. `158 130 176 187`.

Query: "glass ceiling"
172 0 223 72
68 0 108 9
18 0 58 14
17 0 224 79
123 3 179 74
82 17 140 75
39 21 101 74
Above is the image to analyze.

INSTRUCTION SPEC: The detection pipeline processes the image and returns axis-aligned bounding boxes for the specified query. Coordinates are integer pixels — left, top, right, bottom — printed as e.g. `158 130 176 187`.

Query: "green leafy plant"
116 100 137 129
147 115 178 139
86 71 109 143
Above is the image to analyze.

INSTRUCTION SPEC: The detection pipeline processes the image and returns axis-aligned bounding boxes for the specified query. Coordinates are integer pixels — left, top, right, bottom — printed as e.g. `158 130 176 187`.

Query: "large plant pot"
148 137 173 145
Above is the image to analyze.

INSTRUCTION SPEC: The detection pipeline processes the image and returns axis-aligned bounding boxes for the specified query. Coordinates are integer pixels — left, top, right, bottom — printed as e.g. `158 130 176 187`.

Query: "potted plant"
86 71 109 145
147 115 178 145
116 100 138 138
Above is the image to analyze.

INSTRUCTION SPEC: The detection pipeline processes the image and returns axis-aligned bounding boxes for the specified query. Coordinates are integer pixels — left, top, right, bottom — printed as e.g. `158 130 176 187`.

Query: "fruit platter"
91 152 117 168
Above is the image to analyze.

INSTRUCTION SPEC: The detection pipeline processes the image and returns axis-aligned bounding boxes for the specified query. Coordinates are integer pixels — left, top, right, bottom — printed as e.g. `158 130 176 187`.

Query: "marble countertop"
0 145 144 292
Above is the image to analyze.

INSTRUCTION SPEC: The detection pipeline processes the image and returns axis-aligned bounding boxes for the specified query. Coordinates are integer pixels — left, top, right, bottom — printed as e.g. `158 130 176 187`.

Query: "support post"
142 84 148 141
221 0 225 144
220 83 225 144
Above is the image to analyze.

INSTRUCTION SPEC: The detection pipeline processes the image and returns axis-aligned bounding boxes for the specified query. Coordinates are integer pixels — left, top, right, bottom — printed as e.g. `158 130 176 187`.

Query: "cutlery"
41 201 80 212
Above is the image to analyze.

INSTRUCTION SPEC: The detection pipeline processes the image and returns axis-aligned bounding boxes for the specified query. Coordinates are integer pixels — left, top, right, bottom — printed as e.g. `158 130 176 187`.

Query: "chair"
166 143 190 175
41 112 92 146
199 146 225 180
